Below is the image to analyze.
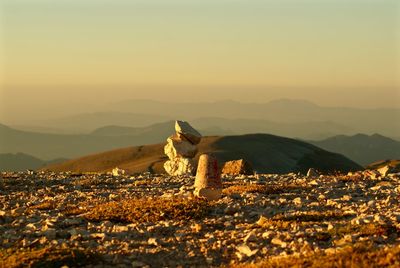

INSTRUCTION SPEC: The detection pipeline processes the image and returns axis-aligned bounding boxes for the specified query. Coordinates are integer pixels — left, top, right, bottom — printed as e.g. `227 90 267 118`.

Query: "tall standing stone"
194 154 222 201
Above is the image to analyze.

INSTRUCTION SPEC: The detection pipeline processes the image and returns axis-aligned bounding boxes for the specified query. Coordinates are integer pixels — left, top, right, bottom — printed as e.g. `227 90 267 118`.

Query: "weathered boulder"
194 154 222 201
175 120 202 145
221 159 253 176
164 158 195 176
164 135 198 159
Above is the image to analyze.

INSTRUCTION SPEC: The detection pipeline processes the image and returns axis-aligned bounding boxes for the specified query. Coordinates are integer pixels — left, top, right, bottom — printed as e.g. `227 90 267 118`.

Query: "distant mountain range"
43 134 362 174
0 122 176 161
15 99 399 138
106 99 400 138
311 134 400 166
2 119 400 171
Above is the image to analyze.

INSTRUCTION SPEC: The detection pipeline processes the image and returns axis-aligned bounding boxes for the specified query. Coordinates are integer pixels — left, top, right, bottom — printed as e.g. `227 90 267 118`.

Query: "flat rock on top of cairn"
194 154 222 201
175 120 202 145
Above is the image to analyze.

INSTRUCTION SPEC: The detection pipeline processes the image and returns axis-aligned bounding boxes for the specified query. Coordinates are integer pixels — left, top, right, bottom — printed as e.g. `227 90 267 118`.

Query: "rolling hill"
311 134 400 166
0 119 351 162
43 134 362 174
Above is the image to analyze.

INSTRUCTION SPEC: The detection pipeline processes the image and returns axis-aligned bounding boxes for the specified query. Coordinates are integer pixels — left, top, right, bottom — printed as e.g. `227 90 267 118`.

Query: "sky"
0 0 399 123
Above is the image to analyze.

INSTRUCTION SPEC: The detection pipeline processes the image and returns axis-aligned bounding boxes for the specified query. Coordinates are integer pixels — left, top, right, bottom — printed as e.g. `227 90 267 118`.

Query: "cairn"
164 121 202 176
193 154 222 201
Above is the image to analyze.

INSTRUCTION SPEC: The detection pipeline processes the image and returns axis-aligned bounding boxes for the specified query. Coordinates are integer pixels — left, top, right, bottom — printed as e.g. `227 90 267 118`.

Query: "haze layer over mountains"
1 99 399 171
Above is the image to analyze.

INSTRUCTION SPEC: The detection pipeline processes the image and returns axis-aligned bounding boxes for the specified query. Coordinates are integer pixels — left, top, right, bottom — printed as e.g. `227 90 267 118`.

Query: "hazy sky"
0 0 399 123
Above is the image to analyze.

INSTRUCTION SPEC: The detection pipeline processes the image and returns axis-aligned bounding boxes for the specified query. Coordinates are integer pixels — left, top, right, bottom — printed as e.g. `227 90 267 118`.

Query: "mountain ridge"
311 134 400 166
43 133 362 174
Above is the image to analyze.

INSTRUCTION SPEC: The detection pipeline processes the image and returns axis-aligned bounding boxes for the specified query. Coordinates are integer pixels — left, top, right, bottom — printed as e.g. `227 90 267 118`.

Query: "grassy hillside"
43 134 362 174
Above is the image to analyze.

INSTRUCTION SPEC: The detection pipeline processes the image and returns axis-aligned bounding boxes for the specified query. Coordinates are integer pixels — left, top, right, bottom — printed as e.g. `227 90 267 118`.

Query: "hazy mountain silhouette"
0 122 176 160
106 99 400 137
19 99 399 138
43 134 362 174
0 153 67 171
191 117 351 140
90 118 351 140
91 121 175 137
311 134 400 166
37 112 172 132
0 153 44 171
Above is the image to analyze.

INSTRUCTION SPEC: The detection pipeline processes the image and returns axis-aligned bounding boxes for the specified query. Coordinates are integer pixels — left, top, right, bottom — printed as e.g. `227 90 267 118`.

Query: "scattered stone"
307 168 319 177
112 167 125 177
378 165 400 177
271 238 287 248
236 244 258 257
244 231 257 243
293 197 302 206
148 238 159 246
1 169 399 267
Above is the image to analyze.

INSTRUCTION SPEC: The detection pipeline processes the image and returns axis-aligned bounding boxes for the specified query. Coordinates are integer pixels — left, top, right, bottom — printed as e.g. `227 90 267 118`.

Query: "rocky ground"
1 171 400 267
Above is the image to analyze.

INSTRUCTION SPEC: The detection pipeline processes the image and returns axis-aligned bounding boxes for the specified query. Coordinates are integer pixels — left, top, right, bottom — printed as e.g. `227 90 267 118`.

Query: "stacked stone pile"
164 121 202 176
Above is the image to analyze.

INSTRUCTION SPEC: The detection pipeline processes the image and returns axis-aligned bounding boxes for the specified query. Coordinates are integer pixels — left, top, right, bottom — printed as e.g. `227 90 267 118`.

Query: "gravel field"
1 171 400 267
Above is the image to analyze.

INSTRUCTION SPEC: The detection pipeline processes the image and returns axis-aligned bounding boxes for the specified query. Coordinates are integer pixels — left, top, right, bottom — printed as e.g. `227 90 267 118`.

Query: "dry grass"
223 184 309 196
273 210 349 223
223 185 267 195
29 201 56 211
232 243 400 268
330 223 397 238
84 197 211 223
258 211 349 230
62 204 87 216
0 247 99 268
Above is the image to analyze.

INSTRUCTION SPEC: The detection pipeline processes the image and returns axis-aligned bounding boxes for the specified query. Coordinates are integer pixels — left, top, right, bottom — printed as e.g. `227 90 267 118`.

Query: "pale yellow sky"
0 0 399 122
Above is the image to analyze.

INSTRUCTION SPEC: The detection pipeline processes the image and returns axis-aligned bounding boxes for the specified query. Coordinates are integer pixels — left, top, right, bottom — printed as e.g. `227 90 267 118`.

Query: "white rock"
164 158 195 176
244 231 257 243
148 238 159 246
194 188 222 201
112 167 125 177
271 238 287 248
236 244 258 257
175 120 202 145
307 168 319 177
293 197 302 206
164 136 197 159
